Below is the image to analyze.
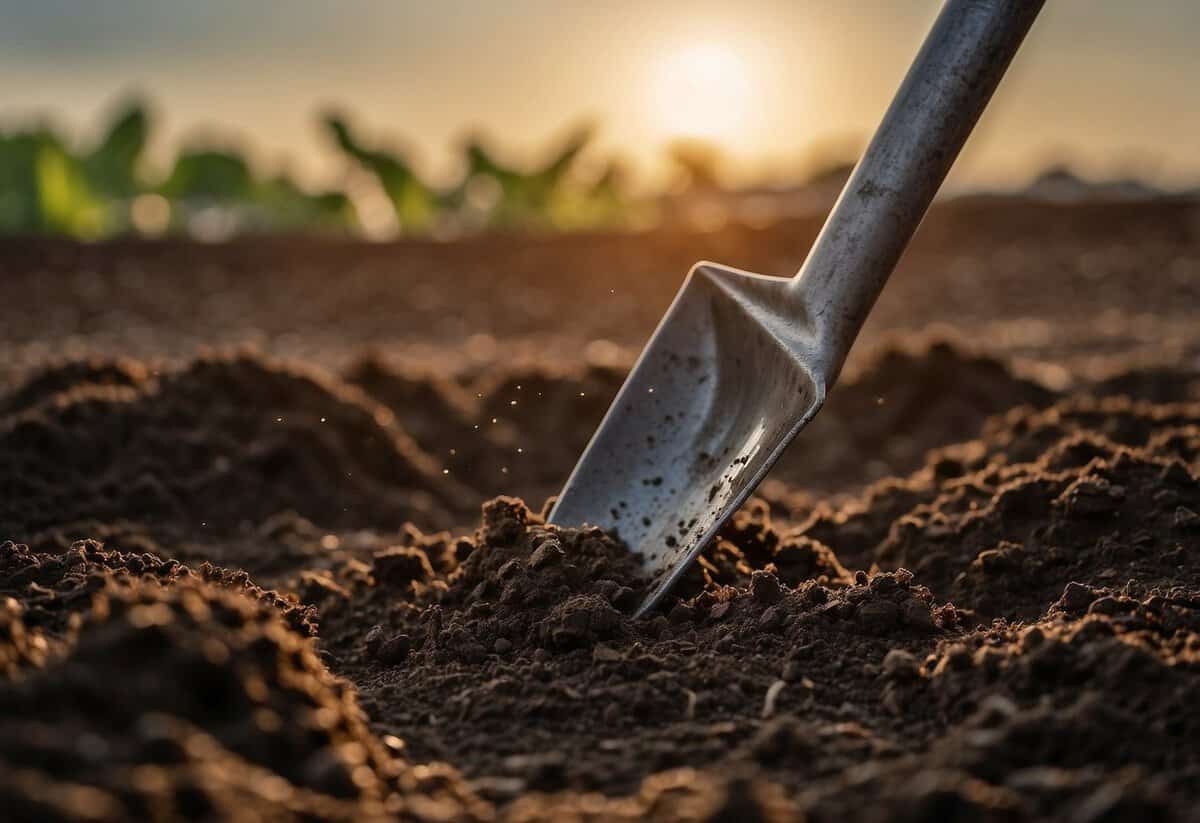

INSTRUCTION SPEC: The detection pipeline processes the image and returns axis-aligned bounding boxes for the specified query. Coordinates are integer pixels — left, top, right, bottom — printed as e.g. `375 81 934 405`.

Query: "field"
2 196 1200 820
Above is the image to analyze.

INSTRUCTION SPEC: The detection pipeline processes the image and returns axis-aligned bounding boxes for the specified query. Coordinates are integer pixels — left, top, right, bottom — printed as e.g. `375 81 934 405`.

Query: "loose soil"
2 198 1200 821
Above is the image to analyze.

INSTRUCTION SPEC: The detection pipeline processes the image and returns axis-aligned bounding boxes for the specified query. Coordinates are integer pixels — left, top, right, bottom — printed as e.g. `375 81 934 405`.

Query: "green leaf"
84 100 150 198
322 112 435 232
35 139 108 238
160 149 253 201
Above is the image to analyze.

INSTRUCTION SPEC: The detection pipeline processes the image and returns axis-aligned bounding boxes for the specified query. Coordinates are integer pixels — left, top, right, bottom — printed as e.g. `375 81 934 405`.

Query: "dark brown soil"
2 198 1200 821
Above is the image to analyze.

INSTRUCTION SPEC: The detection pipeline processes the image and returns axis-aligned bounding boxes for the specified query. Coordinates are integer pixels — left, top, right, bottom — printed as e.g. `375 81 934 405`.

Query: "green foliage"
160 149 253 201
0 132 50 233
83 101 149 199
445 125 595 230
36 138 109 237
0 128 108 237
253 176 357 233
0 96 638 239
322 113 437 233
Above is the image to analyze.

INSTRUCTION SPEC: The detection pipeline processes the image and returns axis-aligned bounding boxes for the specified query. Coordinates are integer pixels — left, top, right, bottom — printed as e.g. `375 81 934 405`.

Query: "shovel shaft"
793 0 1043 383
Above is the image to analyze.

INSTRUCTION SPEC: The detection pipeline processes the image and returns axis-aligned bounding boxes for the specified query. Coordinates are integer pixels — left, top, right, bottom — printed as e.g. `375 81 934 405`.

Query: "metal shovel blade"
548 0 1043 615
549 262 824 615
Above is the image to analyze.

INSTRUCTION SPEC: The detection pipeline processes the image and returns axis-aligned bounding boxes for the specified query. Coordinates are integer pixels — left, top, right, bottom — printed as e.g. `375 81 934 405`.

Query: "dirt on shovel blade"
1 199 1200 821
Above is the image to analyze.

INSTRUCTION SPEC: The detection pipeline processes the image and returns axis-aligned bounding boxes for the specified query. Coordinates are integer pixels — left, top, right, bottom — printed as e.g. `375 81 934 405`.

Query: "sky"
3 0 1198 192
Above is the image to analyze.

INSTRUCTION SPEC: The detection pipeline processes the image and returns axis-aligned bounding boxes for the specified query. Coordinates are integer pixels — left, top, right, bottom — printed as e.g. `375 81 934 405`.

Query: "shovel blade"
548 262 825 615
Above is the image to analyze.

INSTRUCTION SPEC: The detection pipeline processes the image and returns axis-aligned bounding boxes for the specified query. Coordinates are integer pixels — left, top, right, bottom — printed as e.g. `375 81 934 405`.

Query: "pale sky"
3 1 1198 191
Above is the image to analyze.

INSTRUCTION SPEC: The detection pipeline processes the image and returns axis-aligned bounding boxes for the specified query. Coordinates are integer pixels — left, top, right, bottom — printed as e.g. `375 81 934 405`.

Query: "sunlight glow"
648 42 754 143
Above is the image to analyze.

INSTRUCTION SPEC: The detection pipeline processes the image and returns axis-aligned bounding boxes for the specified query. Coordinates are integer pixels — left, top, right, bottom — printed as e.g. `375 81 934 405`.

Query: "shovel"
549 0 1045 615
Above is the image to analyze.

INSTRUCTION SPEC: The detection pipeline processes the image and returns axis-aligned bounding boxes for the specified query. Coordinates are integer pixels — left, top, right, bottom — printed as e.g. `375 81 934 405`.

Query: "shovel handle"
793 0 1043 384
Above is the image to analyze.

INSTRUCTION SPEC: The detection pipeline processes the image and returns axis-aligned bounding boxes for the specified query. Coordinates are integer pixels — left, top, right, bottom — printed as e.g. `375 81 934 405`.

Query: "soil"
1 197 1200 821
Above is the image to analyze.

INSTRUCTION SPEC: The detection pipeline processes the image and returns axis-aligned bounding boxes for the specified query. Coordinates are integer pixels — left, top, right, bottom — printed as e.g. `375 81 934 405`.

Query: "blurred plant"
83 102 150 201
0 98 360 239
324 114 634 234
322 113 437 233
667 139 726 191
0 127 107 237
252 176 356 234
0 95 654 240
156 146 355 237
1 99 152 237
447 125 593 230
549 157 638 231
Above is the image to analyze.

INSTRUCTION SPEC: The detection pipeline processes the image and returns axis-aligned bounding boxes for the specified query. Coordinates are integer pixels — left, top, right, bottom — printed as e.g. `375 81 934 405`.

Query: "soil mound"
0 354 470 545
347 357 629 512
346 339 1059 509
1 357 149 416
772 338 1057 493
801 397 1200 617
0 538 316 638
0 548 487 822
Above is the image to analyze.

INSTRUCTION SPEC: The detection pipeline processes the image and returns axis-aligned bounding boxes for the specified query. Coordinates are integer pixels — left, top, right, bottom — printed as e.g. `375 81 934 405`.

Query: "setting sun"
648 41 754 143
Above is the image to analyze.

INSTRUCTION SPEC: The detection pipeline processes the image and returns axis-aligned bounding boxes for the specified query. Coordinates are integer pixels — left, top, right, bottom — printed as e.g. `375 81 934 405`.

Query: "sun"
649 42 754 143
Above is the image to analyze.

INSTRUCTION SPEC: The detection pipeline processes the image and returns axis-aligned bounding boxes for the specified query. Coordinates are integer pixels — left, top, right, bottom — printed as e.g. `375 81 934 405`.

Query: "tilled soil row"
1 347 1199 821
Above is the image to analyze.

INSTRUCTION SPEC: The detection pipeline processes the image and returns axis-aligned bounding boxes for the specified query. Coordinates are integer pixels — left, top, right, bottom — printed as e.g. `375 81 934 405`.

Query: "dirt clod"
1059 581 1097 612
